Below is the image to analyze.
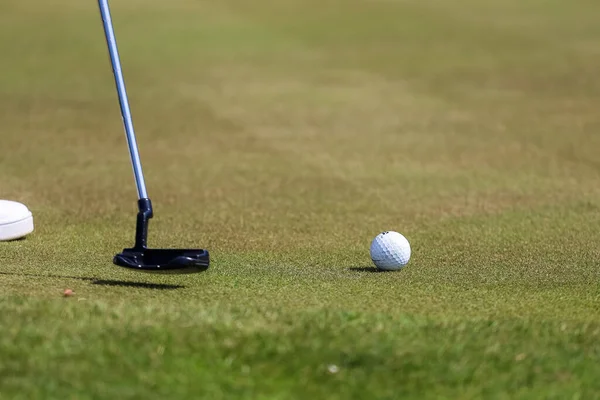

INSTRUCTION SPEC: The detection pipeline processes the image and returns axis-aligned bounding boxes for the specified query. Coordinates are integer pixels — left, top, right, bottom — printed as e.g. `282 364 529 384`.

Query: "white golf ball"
370 231 411 270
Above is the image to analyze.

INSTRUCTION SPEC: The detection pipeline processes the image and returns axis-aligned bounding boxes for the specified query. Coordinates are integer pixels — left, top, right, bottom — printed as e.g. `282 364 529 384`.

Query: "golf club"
98 0 209 274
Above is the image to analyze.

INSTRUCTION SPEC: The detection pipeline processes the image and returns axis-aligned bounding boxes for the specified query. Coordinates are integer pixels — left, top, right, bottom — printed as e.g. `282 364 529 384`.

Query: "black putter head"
114 199 210 274
114 248 210 274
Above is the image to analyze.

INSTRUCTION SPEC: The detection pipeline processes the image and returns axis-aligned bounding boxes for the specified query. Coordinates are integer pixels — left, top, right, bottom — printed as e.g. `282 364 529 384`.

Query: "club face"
114 248 210 274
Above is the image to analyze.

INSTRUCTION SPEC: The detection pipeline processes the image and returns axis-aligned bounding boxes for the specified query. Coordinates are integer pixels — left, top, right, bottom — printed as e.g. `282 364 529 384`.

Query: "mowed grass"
1 0 600 398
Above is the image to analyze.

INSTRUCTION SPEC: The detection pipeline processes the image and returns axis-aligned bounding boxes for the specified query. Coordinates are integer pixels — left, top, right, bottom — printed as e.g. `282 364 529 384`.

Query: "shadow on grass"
0 272 184 290
91 280 184 290
348 266 383 273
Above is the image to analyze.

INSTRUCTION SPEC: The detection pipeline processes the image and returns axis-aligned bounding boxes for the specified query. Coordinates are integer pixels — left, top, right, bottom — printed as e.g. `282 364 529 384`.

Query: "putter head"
114 248 210 274
114 199 210 274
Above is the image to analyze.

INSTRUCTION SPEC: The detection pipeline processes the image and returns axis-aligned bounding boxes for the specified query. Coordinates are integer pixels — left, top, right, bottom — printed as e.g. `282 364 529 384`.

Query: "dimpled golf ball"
370 231 411 270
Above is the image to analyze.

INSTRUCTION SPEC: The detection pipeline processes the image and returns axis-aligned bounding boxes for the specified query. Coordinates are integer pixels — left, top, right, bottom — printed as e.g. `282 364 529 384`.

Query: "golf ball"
370 231 411 270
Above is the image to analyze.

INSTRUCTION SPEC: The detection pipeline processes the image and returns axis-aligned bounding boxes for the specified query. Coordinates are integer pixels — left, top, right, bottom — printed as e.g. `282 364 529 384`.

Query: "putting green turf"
1 0 600 398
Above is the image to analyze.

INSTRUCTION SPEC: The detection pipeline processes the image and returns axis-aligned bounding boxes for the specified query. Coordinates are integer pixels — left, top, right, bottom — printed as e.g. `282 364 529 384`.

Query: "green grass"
1 0 600 398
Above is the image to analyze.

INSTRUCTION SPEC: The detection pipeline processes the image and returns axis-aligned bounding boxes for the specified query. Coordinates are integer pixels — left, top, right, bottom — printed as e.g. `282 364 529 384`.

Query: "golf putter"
98 0 209 273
